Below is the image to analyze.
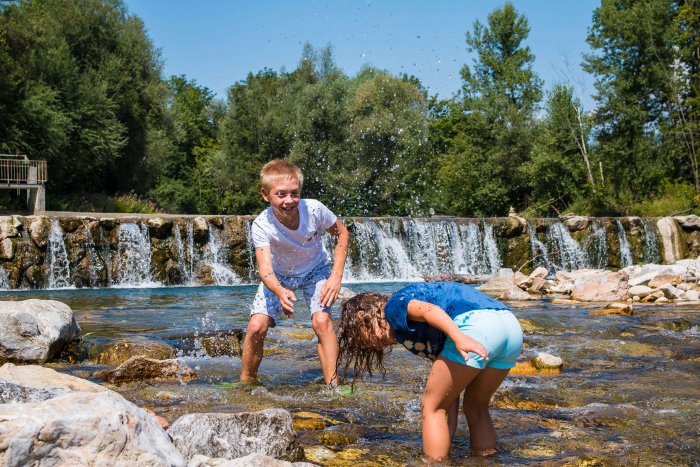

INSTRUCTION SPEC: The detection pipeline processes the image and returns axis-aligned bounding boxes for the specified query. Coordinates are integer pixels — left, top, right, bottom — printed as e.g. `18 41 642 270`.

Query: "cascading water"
546 222 588 271
615 219 634 267
173 225 191 285
527 222 552 271
47 220 71 289
482 223 501 273
0 266 9 289
98 229 112 285
244 220 258 282
585 221 609 269
186 221 195 282
83 224 101 287
347 220 419 280
202 221 241 285
643 221 661 264
116 223 153 287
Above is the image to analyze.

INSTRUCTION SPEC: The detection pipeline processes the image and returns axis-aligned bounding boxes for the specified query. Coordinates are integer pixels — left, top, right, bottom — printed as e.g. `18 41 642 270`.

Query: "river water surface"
3 284 699 466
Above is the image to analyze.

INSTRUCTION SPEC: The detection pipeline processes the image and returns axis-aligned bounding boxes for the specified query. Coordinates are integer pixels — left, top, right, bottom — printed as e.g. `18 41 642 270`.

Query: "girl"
336 282 523 461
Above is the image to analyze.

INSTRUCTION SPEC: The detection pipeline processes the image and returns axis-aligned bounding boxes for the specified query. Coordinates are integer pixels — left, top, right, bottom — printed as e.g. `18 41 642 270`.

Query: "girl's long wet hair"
336 292 391 387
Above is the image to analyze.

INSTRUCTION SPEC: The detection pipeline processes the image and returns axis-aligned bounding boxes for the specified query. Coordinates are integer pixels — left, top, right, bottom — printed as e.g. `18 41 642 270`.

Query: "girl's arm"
406 299 489 361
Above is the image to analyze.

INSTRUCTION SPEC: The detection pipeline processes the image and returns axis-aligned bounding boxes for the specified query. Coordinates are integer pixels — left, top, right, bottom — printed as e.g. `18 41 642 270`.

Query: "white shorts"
250 263 332 326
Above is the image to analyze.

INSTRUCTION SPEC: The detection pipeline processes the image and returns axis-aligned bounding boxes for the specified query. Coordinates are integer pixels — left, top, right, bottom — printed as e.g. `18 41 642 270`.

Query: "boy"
240 159 349 386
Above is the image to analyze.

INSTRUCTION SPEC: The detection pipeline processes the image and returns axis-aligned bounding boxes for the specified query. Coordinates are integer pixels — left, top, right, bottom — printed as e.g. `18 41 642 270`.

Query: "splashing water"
584 220 609 269
83 224 102 287
47 220 71 289
615 219 634 267
202 221 242 285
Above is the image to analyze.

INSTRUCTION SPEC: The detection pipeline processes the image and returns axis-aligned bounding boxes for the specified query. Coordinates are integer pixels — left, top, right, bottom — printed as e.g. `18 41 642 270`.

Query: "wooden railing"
0 158 47 184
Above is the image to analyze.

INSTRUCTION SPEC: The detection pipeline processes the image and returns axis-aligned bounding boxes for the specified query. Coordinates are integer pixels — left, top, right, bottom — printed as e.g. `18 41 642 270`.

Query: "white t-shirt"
251 199 337 277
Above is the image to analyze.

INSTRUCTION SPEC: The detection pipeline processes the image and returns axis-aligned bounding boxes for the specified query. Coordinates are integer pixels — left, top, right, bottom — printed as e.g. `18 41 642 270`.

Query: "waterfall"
643 221 660 264
0 266 9 289
47 220 71 289
83 224 101 287
186 221 195 283
527 223 551 270
201 221 242 285
347 220 419 280
482 223 501 273
244 220 258 282
98 228 112 286
173 224 191 285
116 223 154 287
585 221 609 269
615 220 634 267
546 222 588 271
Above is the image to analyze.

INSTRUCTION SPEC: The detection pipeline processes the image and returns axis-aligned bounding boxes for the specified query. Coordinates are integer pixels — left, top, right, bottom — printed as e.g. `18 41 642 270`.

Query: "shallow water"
3 284 699 465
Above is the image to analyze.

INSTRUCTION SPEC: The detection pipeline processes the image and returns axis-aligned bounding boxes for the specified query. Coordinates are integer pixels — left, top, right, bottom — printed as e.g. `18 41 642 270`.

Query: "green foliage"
630 181 698 217
111 192 161 214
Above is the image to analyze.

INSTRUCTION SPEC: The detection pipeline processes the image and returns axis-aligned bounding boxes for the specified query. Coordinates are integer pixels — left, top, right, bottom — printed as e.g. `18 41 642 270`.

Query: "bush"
631 181 698 217
111 193 162 214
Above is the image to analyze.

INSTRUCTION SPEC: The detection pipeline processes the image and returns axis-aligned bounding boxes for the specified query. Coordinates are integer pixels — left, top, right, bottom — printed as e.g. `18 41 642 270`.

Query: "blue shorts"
250 263 332 326
440 309 523 370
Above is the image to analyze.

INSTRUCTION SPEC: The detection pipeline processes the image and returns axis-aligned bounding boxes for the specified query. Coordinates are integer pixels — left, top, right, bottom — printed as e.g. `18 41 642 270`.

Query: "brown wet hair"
336 292 391 387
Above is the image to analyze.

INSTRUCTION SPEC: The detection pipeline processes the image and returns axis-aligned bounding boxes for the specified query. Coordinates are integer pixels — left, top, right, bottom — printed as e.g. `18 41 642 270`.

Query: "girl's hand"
455 335 489 362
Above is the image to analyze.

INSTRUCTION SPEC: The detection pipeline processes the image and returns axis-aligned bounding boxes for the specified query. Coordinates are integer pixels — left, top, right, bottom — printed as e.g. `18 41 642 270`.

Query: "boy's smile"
262 177 301 227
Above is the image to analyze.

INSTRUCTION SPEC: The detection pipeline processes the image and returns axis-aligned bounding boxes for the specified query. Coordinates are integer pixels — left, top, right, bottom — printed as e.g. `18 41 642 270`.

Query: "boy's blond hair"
260 159 304 191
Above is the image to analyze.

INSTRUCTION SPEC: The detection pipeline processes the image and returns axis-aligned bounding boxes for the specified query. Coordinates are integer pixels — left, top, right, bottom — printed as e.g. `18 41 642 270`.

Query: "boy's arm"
255 245 297 316
320 219 349 308
406 299 489 362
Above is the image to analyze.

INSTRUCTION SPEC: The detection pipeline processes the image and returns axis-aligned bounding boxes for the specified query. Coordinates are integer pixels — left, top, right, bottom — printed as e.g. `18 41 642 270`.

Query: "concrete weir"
0 213 699 290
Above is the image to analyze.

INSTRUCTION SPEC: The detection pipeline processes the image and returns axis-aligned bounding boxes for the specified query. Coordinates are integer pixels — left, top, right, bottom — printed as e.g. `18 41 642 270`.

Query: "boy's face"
262 176 301 218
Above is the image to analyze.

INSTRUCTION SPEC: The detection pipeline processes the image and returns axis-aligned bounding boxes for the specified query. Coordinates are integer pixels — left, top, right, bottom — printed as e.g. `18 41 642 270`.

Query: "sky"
124 0 601 109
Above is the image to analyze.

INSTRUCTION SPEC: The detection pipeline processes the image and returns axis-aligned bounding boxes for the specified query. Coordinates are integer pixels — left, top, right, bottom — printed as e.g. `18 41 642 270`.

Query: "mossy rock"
95 340 176 365
318 432 356 447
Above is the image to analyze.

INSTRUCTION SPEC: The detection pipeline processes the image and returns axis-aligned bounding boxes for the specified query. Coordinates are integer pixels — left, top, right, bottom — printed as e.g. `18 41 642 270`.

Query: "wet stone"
92 356 198 383
95 339 177 365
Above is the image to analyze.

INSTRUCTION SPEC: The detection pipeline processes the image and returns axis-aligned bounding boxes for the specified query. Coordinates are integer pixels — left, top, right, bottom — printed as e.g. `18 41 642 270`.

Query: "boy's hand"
454 335 489 362
320 274 342 308
277 288 297 316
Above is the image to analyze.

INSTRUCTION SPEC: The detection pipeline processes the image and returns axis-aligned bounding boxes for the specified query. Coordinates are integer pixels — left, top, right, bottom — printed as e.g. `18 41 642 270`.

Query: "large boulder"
477 268 515 296
0 363 104 393
674 215 700 230
167 409 305 462
570 270 629 302
563 216 590 232
0 390 185 466
0 300 81 364
657 217 685 264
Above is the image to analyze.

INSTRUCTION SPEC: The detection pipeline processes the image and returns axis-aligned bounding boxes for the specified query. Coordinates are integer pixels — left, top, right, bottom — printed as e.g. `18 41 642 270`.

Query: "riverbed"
3 284 699 465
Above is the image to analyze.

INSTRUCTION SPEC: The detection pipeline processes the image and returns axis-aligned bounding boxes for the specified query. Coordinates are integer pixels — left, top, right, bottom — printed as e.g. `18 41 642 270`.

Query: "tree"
436 2 542 216
583 0 687 205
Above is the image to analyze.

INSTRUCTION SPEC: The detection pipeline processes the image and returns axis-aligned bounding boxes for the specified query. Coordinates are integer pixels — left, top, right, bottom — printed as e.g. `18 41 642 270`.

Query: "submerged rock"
96 339 177 365
167 409 304 462
0 300 81 364
92 356 198 383
188 453 316 466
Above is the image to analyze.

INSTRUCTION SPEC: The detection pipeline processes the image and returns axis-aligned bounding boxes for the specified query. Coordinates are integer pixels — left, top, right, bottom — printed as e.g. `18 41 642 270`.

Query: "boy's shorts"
250 263 332 326
440 308 523 370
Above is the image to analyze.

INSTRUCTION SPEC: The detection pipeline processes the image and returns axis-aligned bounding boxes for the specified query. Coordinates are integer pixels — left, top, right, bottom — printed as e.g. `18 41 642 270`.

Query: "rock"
513 271 529 287
477 268 515 295
148 217 174 239
0 300 81 364
0 216 20 239
641 290 665 303
0 380 71 403
200 332 243 357
93 356 198 383
28 217 51 249
532 352 564 370
527 277 547 293
510 360 562 375
674 215 700 230
499 284 537 301
518 319 545 334
628 285 653 298
677 282 692 291
589 306 633 316
563 216 590 231
143 408 170 430
167 409 304 462
188 453 316 466
0 390 186 466
648 274 683 288
570 270 629 302
0 363 106 393
658 284 683 300
0 238 13 260
655 296 670 303
293 419 326 431
657 217 685 264
317 431 356 447
551 298 580 305
96 339 177 365
193 217 209 242
529 266 549 281
338 287 357 300
684 289 700 300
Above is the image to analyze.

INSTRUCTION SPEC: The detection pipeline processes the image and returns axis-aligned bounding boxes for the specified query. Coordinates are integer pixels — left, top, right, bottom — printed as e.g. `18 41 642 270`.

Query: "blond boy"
240 159 349 386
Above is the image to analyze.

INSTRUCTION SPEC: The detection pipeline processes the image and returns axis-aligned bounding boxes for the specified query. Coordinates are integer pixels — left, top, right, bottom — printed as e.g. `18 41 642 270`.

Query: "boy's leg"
461 367 510 456
311 311 338 386
421 357 481 461
240 313 273 382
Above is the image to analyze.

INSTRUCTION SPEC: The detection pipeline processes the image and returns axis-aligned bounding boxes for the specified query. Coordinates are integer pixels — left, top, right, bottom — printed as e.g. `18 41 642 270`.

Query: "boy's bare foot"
472 448 497 457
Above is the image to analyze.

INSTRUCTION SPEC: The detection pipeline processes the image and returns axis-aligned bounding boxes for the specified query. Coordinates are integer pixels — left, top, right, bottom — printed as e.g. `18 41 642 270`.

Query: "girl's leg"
447 394 460 442
461 367 510 456
421 357 481 461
